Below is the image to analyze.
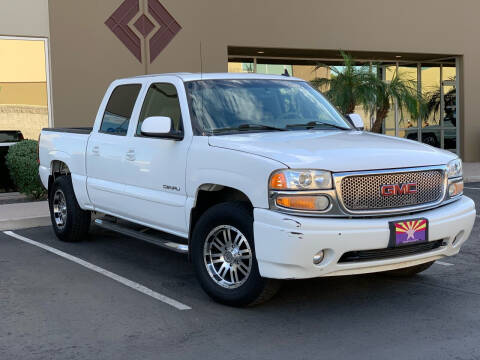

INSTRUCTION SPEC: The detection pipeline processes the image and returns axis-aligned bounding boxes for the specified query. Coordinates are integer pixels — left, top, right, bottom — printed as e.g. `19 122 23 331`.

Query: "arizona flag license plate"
388 218 428 247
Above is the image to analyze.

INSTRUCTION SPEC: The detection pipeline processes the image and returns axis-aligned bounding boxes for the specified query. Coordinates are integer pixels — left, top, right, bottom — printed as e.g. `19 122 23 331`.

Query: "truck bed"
39 127 92 190
42 127 92 134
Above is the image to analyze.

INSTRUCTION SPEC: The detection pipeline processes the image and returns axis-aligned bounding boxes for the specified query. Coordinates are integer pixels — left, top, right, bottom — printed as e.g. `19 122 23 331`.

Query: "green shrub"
6 140 46 199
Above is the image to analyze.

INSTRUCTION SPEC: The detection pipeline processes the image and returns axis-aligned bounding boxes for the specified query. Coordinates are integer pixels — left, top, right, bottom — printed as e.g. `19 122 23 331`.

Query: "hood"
208 130 457 172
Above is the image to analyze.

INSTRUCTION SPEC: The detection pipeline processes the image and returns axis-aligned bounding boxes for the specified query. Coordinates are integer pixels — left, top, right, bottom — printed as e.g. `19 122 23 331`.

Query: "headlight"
269 169 333 190
447 158 462 178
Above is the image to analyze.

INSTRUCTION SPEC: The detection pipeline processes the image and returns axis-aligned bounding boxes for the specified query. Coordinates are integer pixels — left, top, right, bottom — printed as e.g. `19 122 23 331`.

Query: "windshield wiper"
211 124 287 134
286 121 350 130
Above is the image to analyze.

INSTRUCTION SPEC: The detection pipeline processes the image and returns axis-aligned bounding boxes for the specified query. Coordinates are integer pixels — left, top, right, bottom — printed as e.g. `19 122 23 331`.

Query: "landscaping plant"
6 140 46 199
312 52 428 133
311 51 373 115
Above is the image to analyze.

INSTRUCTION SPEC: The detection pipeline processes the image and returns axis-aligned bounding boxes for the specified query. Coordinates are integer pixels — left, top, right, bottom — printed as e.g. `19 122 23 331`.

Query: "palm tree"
311 52 373 115
312 52 427 134
369 72 427 133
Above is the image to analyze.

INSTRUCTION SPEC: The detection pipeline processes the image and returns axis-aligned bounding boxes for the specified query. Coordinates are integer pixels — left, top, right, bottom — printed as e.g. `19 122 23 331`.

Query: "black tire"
48 175 91 242
191 202 280 307
384 261 435 277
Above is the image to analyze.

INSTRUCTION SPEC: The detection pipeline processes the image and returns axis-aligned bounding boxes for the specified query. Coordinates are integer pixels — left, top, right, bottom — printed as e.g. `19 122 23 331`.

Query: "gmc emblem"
381 183 418 196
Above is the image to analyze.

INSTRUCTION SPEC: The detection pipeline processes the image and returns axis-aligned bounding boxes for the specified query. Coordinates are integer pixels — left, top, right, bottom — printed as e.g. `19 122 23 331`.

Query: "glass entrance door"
442 78 457 152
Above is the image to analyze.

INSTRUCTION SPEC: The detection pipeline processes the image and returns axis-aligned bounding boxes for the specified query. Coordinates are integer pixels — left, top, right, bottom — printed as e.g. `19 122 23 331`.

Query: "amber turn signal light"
448 181 464 197
270 172 287 189
276 195 330 211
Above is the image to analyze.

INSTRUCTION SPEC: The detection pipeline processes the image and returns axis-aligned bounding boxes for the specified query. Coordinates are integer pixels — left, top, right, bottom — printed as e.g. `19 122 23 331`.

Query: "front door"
121 80 191 237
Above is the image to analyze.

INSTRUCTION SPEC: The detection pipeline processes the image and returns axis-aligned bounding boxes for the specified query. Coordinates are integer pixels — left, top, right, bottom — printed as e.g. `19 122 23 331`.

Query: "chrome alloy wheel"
203 225 253 289
53 189 67 229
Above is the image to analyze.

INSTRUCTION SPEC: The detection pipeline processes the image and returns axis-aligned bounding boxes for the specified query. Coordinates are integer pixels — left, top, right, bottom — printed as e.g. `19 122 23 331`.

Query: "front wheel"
191 202 280 306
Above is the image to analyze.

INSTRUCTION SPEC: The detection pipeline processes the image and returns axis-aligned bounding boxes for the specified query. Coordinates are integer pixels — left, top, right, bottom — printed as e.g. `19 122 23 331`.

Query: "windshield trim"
184 79 353 136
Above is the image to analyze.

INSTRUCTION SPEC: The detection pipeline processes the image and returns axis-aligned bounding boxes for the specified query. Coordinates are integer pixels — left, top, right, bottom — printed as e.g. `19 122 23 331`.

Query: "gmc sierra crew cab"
39 73 475 306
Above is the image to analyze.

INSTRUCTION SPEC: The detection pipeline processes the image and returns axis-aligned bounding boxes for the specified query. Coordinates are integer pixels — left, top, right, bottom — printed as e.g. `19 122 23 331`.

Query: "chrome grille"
340 170 445 211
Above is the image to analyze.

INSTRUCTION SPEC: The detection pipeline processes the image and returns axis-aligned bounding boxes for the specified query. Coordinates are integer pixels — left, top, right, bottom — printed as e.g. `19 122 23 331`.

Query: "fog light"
448 181 464 197
313 250 325 265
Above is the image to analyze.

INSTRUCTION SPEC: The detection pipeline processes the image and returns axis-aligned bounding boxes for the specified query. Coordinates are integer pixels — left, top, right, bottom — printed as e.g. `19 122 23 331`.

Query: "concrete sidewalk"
0 200 50 230
464 162 480 183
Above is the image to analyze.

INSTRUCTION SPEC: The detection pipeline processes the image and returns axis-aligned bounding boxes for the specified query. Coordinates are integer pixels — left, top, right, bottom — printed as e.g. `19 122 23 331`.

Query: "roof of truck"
128 72 303 82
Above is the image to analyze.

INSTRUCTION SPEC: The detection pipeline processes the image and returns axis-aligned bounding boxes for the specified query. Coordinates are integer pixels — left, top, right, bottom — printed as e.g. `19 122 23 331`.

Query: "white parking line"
436 261 455 266
465 187 480 190
3 231 191 311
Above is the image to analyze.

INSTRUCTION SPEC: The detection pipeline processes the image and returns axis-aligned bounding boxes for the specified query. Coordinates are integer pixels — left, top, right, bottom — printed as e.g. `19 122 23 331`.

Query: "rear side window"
100 84 141 136
136 83 182 136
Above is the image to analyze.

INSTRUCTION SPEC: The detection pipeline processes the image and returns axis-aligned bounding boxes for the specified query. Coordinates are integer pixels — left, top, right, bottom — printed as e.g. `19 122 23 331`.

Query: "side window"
136 83 182 136
100 84 141 136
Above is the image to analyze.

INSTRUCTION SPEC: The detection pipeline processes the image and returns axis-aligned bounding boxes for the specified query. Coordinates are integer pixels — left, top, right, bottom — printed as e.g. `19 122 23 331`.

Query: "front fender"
186 138 286 209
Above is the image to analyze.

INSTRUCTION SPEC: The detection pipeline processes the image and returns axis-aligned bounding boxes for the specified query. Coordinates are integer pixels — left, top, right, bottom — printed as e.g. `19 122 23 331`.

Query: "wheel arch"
48 160 71 198
47 159 90 210
188 184 254 254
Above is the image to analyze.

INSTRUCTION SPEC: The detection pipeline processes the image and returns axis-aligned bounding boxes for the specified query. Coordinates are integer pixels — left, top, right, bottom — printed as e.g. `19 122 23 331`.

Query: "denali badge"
381 183 417 196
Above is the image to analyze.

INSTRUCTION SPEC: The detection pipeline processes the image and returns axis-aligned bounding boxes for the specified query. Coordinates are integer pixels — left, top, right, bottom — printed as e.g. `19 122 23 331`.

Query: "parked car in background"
0 130 24 191
39 73 475 306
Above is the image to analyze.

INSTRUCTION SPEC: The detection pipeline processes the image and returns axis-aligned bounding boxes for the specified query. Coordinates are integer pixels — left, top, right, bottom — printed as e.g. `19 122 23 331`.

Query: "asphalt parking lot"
1 187 480 360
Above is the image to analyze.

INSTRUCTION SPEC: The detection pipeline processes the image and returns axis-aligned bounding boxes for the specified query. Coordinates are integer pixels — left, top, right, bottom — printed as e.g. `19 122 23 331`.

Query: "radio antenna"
199 41 204 79
199 40 205 134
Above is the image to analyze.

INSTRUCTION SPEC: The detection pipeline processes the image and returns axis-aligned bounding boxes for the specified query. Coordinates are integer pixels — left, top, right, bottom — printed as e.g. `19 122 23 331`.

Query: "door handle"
92 146 100 155
125 149 136 161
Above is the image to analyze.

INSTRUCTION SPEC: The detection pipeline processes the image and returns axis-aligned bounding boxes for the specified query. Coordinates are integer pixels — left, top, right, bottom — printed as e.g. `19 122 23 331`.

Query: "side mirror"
140 116 183 140
347 113 365 131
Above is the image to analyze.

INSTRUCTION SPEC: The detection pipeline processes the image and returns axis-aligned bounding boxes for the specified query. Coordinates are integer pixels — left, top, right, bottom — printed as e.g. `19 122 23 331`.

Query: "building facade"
1 0 479 160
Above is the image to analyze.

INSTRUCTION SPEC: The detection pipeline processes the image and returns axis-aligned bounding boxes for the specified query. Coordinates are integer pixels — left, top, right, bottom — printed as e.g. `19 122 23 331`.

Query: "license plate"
388 218 428 247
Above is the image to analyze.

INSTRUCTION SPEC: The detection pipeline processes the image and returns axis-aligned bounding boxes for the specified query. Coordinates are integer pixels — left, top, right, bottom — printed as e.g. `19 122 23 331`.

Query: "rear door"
86 82 143 216
120 77 192 236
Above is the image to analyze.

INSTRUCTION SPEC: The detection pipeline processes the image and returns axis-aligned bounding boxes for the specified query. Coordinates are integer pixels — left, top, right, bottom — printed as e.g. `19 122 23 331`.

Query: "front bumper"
254 196 476 279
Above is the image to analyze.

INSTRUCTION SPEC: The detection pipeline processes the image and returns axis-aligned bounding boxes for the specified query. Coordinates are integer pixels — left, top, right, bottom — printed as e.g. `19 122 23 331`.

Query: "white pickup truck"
39 73 475 306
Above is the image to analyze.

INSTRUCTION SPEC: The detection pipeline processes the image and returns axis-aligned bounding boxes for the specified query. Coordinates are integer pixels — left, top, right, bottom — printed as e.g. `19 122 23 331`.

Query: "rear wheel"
49 175 91 242
384 261 435 277
191 202 280 306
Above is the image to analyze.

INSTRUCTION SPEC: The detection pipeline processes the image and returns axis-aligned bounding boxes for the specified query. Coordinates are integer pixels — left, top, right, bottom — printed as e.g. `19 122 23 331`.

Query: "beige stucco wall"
0 0 49 37
0 105 48 140
48 0 480 160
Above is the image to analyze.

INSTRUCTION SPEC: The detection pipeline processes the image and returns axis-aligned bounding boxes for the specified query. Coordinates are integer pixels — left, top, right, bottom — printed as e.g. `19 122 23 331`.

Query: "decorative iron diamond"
106 0 181 63
147 0 182 63
105 0 142 62
134 14 155 37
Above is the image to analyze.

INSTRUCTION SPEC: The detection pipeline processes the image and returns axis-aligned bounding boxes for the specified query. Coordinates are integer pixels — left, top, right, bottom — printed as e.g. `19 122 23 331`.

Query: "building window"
0 38 50 140
228 51 459 154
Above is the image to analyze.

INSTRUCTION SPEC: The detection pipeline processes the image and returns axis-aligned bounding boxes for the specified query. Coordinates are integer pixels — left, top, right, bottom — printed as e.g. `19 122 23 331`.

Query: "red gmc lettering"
381 183 417 196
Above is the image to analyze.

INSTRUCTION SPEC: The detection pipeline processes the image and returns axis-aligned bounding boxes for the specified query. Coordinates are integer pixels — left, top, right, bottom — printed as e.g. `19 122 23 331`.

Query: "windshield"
185 79 352 134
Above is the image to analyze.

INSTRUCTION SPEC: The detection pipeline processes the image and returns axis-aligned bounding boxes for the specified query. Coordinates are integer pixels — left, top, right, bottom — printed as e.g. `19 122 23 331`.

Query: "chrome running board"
94 218 189 254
